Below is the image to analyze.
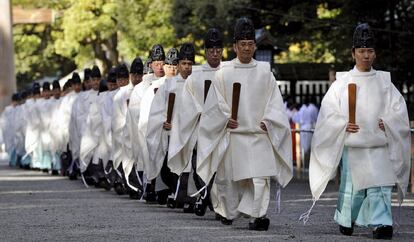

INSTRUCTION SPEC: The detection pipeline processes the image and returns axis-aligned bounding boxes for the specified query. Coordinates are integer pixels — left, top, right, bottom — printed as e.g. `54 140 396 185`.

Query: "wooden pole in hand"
348 83 357 124
231 82 241 120
166 93 176 123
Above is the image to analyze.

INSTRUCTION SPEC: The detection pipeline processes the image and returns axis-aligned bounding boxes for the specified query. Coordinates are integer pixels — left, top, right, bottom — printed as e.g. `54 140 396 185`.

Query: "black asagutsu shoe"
183 203 195 213
167 196 176 209
144 191 157 203
128 190 141 199
220 217 233 225
194 200 207 216
99 178 112 191
114 180 126 195
248 217 270 231
373 225 393 240
156 190 169 205
339 225 354 236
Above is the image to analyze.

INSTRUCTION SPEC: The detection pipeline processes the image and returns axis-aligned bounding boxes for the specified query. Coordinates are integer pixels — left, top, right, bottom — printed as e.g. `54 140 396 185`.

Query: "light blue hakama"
9 149 18 166
52 152 61 171
41 151 52 170
334 147 393 228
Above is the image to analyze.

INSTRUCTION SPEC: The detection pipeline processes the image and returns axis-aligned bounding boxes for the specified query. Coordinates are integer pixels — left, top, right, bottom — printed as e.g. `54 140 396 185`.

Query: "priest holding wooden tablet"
196 17 293 231
306 23 411 240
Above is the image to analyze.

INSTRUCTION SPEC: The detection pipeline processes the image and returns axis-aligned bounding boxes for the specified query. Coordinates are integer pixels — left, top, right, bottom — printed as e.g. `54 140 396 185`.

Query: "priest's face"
151 61 165 77
164 64 177 78
83 79 91 90
206 47 222 68
91 77 100 91
107 82 118 91
73 83 82 93
41 90 51 99
178 59 193 79
53 89 61 99
352 48 376 72
234 40 256 64
130 73 143 86
117 77 129 87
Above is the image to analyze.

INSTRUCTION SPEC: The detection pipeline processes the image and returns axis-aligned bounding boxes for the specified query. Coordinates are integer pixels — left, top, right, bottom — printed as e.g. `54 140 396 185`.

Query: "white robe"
309 67 411 203
112 84 133 170
57 91 77 153
138 76 167 180
124 73 161 173
197 59 293 186
38 98 56 153
13 105 27 156
97 90 118 168
80 90 118 172
69 90 98 161
146 74 186 180
49 98 64 154
0 105 16 155
24 99 42 167
292 103 318 155
167 64 219 175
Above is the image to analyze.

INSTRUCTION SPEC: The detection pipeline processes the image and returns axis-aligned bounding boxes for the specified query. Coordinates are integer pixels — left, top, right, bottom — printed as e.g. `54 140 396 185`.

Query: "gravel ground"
1 159 414 242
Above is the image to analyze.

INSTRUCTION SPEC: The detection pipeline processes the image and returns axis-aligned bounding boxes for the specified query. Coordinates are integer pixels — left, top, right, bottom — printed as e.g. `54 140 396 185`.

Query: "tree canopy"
13 0 414 88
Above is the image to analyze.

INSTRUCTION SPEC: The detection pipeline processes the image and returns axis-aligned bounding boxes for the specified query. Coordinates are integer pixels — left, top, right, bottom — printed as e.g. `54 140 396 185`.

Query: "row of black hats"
12 92 26 102
29 80 60 95
25 18 372 96
39 80 61 91
219 17 375 49
152 43 196 66
106 58 144 83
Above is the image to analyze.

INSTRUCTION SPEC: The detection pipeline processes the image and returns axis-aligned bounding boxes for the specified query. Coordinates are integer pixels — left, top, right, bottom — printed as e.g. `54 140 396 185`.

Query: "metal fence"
277 80 330 106
278 79 414 119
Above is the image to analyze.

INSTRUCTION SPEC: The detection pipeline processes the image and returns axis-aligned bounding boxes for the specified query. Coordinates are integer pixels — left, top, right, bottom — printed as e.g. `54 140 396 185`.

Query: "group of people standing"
1 18 411 239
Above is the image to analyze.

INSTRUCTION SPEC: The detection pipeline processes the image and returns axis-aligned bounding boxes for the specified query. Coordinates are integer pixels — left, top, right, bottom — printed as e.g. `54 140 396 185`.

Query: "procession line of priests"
167 28 224 213
0 22 294 232
2 20 408 236
1 78 79 173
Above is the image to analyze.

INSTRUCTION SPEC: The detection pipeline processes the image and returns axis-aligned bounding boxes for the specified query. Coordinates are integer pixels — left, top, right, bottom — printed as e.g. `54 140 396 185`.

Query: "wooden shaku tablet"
348 83 357 124
231 82 241 121
166 93 176 123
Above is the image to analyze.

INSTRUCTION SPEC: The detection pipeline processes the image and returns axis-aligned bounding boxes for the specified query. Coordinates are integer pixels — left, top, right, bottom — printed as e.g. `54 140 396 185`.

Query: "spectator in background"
292 96 318 168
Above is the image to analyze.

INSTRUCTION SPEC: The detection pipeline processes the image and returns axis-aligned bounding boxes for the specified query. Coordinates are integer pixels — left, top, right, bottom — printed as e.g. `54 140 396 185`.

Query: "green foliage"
13 22 76 89
117 0 175 60
12 0 414 88
171 0 414 80
13 0 176 87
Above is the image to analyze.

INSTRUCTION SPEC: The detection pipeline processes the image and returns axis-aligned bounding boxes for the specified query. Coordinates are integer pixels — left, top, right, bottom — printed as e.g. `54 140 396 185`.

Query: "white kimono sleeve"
261 75 293 187
80 100 101 172
309 81 348 200
145 84 169 180
168 77 202 175
382 84 411 203
196 81 231 184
